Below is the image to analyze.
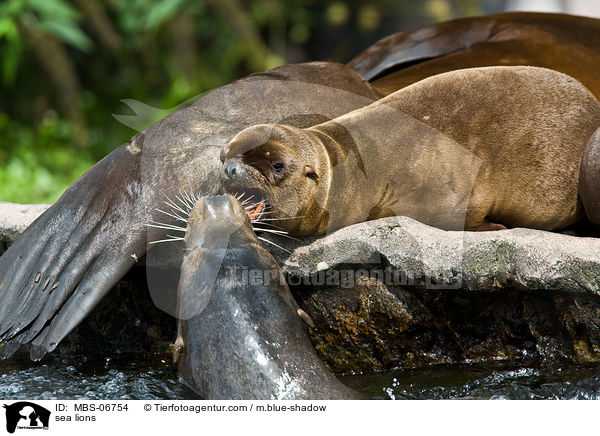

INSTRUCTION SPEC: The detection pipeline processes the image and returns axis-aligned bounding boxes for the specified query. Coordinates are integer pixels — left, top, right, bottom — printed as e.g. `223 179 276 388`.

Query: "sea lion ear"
304 164 318 181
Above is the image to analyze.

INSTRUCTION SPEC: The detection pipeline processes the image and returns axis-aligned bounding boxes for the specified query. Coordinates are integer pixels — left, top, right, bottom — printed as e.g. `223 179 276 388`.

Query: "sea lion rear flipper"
0 139 146 358
581 127 600 224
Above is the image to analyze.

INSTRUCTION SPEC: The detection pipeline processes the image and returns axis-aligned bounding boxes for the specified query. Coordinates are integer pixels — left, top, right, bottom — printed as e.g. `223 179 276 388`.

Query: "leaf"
0 17 18 39
1 36 23 84
144 0 187 30
39 18 92 51
24 0 80 23
4 0 26 17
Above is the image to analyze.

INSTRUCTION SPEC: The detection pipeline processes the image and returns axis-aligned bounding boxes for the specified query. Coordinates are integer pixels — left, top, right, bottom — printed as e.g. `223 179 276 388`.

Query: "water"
0 354 198 400
2 355 600 400
341 361 600 400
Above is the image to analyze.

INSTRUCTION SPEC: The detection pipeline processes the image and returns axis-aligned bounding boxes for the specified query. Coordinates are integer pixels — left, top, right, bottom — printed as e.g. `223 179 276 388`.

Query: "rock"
52 264 176 357
2 204 600 371
266 217 600 372
275 216 600 295
0 202 50 253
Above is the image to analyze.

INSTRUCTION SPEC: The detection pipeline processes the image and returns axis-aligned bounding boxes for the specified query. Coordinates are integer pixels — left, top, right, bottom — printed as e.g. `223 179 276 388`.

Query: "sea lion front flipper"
580 127 600 224
0 139 147 358
348 15 495 80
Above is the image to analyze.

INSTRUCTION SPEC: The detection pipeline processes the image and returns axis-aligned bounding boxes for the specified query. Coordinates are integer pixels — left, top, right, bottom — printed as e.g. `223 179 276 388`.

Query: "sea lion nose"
223 159 241 179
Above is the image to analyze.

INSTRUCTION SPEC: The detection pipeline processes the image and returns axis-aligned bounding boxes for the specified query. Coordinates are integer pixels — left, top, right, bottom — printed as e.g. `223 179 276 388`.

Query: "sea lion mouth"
245 197 267 221
227 186 269 221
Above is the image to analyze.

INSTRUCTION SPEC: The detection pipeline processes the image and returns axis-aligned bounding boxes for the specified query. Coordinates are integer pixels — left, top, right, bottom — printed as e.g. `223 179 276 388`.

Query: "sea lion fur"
223 66 600 234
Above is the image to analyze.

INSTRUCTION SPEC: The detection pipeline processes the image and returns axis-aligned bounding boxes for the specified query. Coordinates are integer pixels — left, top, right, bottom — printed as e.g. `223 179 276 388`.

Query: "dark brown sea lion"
222 66 600 235
348 12 600 99
0 62 382 360
173 194 362 399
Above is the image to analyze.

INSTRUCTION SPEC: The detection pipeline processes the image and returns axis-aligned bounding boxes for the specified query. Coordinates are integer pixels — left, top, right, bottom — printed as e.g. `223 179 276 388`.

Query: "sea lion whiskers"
253 215 306 221
151 189 295 247
146 222 188 232
146 217 188 245
256 236 292 253
163 188 200 216
156 208 188 223
148 192 199 245
253 227 287 235
175 193 196 212
182 189 200 209
163 188 207 221
159 185 296 249
162 194 190 218
251 215 302 242
255 231 301 244
234 191 252 204
149 236 186 245
252 224 301 241
250 219 286 229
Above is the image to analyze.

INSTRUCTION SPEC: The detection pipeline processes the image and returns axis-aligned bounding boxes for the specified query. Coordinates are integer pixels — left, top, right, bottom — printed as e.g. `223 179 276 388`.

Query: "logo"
3 402 50 433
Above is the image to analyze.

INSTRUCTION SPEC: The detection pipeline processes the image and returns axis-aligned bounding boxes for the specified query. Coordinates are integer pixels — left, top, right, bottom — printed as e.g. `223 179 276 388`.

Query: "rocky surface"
1 202 600 372
268 216 600 372
275 216 600 294
0 202 49 252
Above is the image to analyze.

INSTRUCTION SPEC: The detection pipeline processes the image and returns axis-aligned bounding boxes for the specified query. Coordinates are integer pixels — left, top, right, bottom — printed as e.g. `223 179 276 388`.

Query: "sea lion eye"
272 162 284 172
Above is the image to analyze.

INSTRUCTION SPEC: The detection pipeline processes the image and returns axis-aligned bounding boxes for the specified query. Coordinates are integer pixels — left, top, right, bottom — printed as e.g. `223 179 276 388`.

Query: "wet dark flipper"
0 61 389 361
0 141 147 358
28 233 144 360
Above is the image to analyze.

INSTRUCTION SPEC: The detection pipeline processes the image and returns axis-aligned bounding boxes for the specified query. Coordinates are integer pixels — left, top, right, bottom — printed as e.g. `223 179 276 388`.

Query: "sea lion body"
174 195 362 400
3 11 600 361
223 66 600 234
0 62 381 359
581 128 600 225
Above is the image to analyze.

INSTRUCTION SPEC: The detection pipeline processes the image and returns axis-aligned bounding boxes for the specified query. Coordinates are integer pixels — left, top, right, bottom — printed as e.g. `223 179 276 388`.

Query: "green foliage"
145 0 188 29
0 0 92 53
0 112 94 203
0 0 486 204
0 18 22 84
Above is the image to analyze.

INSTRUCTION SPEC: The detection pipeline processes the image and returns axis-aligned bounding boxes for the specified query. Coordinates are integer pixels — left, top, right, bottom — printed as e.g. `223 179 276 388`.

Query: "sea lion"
222 66 600 235
0 61 382 360
173 194 362 399
3 12 600 360
349 12 600 99
581 128 600 225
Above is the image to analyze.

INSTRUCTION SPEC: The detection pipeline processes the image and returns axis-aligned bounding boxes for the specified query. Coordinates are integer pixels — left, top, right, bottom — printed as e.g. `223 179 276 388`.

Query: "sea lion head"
185 194 257 250
221 124 329 235
174 194 363 399
176 194 263 321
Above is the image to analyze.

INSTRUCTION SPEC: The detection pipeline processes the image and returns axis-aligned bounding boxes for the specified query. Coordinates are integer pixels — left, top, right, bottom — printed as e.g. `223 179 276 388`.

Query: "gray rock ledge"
0 202 50 249
2 202 600 370
276 216 600 295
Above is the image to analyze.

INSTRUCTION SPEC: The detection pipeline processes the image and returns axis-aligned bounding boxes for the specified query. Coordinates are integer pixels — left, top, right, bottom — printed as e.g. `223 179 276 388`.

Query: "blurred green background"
0 0 504 203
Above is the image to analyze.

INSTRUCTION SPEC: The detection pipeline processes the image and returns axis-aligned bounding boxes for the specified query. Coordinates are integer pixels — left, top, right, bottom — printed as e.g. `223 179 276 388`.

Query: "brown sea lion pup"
222 66 600 235
348 12 600 99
